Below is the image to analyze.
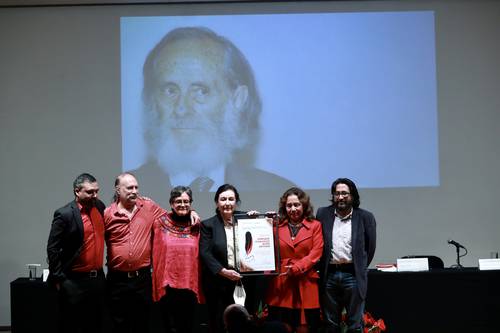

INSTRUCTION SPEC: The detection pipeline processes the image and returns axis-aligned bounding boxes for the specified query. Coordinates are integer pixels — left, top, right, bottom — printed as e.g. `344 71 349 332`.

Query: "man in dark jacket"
47 173 106 333
317 178 377 333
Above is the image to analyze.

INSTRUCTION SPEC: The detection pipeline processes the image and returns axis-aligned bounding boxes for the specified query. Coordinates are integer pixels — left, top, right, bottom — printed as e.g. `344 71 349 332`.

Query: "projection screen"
121 11 438 202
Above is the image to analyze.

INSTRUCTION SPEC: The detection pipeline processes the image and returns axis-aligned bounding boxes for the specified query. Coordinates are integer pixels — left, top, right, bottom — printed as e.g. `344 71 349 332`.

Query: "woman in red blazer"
266 187 324 333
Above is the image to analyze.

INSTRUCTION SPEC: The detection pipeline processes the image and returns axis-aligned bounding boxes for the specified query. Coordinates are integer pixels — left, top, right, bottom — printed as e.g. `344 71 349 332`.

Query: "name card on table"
397 258 429 272
478 259 500 271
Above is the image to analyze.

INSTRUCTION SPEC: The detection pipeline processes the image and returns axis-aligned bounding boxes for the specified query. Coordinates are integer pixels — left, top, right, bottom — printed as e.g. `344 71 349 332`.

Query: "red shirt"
71 203 105 272
104 198 165 271
152 212 203 303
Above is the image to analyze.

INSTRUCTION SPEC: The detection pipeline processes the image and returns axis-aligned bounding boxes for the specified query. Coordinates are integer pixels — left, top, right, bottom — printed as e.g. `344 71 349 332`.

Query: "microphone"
447 239 465 249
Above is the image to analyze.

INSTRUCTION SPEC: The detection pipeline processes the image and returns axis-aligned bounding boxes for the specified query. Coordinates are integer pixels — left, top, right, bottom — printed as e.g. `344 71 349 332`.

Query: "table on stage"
9 277 203 333
10 268 500 332
365 268 500 333
10 277 58 333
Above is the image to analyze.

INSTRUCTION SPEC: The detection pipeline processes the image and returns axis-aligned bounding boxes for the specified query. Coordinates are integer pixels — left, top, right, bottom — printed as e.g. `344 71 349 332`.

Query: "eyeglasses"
173 199 191 205
333 191 351 197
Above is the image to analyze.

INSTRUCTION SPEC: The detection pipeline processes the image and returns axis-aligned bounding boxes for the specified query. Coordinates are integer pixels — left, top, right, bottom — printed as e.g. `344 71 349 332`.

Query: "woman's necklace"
288 221 303 240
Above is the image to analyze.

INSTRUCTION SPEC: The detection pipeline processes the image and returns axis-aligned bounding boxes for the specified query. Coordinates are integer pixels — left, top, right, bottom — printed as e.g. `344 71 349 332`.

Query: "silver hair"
142 27 261 164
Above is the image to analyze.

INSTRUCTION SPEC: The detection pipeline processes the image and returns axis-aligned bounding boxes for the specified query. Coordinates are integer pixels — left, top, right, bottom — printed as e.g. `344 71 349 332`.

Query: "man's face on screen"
147 38 243 175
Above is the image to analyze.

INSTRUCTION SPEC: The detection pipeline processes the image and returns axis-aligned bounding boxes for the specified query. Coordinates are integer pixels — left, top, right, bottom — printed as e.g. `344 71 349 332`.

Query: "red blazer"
266 218 324 310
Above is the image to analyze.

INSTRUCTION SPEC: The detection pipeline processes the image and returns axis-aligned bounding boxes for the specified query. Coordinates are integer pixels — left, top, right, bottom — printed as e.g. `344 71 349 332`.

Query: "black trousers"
107 270 152 333
159 287 198 333
58 271 106 333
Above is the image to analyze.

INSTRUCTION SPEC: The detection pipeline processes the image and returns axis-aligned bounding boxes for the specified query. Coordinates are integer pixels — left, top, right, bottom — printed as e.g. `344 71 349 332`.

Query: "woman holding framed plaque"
266 187 324 333
200 184 262 333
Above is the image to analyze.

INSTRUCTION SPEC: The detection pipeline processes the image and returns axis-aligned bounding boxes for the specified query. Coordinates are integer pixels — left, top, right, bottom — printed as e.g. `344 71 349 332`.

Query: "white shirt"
331 210 353 264
224 223 236 269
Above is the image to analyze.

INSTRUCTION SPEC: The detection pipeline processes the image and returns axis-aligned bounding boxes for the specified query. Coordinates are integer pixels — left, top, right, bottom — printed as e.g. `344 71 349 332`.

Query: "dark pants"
58 270 106 333
159 287 197 333
322 269 364 333
267 306 320 333
107 269 152 333
204 277 234 333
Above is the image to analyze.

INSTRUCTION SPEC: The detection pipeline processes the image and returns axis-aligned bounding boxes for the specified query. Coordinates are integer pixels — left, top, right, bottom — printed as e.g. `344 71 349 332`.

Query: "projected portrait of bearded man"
133 27 293 201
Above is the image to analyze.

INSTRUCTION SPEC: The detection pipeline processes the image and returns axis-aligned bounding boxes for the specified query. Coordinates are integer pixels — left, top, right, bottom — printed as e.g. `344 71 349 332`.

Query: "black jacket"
317 205 376 299
46 199 105 286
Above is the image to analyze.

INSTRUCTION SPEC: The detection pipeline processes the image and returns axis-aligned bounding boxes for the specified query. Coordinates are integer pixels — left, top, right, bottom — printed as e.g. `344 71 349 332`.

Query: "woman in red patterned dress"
152 186 203 333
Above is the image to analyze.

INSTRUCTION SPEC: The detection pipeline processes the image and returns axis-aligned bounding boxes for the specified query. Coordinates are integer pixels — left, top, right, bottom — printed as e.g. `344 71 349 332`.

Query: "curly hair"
278 187 315 222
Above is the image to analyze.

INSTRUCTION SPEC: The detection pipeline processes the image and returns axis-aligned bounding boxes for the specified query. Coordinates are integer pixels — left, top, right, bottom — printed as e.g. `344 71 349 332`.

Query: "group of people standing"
47 173 376 333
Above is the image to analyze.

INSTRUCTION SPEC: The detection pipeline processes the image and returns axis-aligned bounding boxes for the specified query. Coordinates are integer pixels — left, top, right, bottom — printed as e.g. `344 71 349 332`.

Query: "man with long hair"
317 178 377 333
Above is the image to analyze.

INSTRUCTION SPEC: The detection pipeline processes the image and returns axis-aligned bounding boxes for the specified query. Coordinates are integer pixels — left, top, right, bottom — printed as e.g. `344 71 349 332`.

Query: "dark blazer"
200 211 267 318
46 199 105 286
199 212 246 276
317 205 376 299
199 211 237 308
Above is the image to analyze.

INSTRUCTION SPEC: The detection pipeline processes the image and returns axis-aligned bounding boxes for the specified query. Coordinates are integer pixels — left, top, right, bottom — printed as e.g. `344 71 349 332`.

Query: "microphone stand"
450 244 467 269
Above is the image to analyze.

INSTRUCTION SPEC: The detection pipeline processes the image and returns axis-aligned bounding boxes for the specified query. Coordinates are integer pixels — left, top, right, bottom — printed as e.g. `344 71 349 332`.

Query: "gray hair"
113 172 137 202
142 27 262 164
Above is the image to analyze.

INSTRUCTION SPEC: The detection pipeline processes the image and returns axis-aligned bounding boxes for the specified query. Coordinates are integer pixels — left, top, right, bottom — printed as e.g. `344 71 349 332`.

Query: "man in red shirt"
104 172 165 333
47 173 106 333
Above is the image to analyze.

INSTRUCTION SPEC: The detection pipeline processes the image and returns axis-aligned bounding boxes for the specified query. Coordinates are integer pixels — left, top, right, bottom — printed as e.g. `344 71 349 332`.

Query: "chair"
401 255 444 270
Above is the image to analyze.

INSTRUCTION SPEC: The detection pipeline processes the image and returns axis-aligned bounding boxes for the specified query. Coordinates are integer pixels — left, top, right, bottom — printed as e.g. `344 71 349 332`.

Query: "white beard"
145 102 248 178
